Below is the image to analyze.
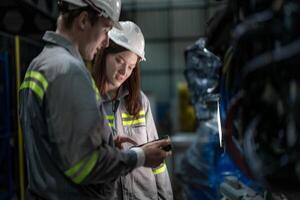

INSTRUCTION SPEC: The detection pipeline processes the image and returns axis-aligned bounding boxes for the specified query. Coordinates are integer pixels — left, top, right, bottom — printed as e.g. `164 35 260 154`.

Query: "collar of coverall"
102 86 129 102
42 31 83 63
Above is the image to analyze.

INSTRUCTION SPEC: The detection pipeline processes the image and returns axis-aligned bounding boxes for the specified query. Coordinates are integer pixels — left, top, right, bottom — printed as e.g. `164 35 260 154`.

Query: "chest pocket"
122 110 147 145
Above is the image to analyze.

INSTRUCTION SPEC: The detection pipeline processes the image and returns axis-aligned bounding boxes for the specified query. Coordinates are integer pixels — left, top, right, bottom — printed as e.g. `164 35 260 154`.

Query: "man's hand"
114 135 137 149
142 138 172 168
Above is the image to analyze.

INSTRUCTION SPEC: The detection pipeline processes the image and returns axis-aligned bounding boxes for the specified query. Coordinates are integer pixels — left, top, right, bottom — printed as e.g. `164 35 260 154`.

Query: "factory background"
1 0 300 200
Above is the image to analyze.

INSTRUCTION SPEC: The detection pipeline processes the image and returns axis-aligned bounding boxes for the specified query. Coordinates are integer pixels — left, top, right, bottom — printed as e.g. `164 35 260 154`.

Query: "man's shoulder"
45 45 81 68
32 46 84 79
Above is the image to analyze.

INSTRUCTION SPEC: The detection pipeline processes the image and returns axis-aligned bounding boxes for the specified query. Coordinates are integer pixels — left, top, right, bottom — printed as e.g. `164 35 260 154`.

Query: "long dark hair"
92 40 142 116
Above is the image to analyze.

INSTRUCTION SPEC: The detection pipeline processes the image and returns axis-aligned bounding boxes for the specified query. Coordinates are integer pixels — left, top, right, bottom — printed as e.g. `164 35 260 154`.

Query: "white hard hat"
61 0 122 29
108 21 146 61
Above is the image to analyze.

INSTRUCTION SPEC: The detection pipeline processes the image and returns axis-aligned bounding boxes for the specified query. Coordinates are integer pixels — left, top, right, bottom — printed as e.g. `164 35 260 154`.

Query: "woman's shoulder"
139 91 152 109
139 90 149 101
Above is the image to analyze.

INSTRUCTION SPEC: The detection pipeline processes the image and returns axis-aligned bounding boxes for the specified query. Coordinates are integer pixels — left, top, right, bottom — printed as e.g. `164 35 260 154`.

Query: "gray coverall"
102 88 173 200
19 31 140 200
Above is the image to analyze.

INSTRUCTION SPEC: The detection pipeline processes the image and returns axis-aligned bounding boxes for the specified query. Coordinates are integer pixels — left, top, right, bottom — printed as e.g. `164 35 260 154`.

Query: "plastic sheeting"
177 38 253 200
184 38 221 120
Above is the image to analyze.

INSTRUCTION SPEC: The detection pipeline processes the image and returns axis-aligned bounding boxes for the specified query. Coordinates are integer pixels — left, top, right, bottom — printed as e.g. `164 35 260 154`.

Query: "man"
19 0 171 199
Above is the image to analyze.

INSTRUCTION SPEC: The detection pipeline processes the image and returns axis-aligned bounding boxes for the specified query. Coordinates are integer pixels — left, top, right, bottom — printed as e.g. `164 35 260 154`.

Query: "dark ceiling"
0 0 58 39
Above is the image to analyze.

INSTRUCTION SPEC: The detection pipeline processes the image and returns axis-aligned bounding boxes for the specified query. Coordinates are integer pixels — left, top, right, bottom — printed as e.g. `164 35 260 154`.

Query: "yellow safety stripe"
24 71 48 91
65 151 99 184
106 115 114 120
20 81 44 99
91 79 100 101
122 110 145 118
106 115 115 127
122 117 145 126
152 163 167 175
20 70 49 100
108 122 114 127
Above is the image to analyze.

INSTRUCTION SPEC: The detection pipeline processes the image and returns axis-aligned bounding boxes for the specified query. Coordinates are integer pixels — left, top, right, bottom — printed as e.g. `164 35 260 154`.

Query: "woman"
92 21 173 200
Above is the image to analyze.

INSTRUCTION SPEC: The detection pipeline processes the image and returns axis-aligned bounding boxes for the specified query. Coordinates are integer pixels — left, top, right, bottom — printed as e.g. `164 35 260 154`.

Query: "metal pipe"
15 35 25 200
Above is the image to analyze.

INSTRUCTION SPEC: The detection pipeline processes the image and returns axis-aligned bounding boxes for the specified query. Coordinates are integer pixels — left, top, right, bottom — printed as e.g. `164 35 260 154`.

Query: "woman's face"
105 50 139 90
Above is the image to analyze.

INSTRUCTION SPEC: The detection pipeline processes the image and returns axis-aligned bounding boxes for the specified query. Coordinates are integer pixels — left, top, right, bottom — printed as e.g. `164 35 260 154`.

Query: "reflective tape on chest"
105 110 146 127
122 110 145 126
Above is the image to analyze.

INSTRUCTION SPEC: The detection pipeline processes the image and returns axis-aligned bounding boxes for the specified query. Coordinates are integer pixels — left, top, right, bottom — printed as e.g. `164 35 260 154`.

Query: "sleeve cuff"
130 147 145 167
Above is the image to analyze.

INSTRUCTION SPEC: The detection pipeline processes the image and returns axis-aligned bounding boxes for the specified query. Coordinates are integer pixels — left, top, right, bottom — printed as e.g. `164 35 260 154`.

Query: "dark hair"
58 1 99 29
92 41 142 116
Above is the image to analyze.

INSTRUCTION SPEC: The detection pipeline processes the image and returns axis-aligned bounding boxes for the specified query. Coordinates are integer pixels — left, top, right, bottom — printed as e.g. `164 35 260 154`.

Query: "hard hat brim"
110 37 146 61
113 21 123 30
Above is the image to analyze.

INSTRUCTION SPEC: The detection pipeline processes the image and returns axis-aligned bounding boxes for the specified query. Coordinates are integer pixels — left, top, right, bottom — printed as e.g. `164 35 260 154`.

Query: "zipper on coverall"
112 99 127 199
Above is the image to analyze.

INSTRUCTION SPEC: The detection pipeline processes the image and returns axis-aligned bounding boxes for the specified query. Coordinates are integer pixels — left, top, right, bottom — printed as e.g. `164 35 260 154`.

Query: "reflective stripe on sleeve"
64 151 99 184
24 71 48 90
152 163 167 175
20 70 49 100
20 81 44 99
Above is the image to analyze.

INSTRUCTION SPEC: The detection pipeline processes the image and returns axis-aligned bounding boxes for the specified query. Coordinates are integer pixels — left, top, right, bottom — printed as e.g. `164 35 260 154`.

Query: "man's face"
80 15 113 61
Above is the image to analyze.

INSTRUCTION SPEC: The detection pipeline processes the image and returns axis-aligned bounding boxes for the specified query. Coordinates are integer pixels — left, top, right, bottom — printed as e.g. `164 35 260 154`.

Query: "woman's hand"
114 135 137 149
